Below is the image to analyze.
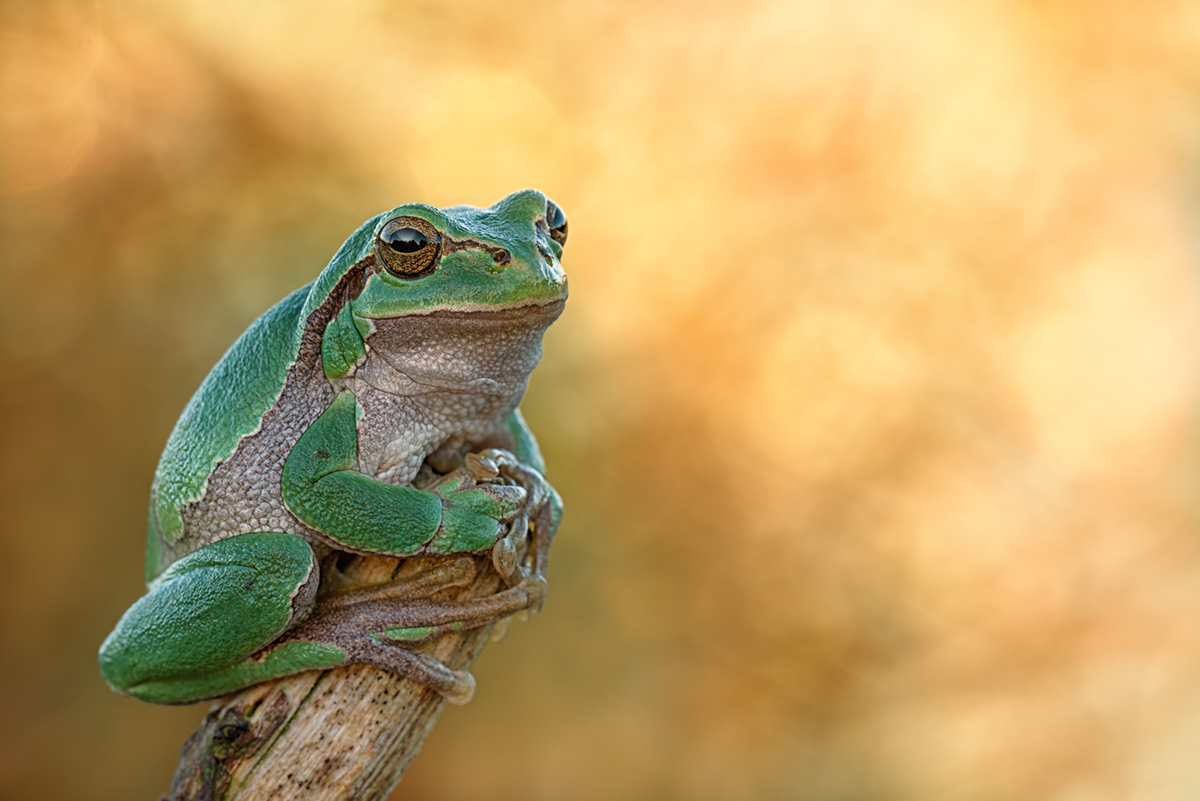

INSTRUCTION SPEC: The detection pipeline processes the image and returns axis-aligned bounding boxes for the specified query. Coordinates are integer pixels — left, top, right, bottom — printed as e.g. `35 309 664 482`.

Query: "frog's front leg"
281 391 526 558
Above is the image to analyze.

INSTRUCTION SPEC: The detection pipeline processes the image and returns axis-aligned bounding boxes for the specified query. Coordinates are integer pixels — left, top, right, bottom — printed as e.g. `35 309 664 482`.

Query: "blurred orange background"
4 0 1200 799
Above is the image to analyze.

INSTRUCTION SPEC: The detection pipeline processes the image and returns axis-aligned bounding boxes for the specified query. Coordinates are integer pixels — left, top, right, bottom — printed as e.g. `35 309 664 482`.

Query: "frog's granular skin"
352 307 559 485
159 261 362 569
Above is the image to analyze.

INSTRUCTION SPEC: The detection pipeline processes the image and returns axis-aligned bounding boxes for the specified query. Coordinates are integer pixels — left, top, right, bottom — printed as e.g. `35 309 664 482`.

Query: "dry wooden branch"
163 550 509 801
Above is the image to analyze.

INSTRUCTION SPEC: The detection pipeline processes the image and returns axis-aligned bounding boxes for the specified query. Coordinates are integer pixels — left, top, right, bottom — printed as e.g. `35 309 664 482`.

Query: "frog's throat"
354 298 564 397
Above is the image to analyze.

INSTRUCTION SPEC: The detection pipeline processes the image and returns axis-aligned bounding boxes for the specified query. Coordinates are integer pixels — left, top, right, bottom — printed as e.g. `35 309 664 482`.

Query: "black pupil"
382 227 429 253
546 203 565 230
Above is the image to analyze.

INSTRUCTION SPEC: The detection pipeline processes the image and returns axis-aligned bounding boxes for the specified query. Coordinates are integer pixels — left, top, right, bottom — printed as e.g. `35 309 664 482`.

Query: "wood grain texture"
164 551 508 801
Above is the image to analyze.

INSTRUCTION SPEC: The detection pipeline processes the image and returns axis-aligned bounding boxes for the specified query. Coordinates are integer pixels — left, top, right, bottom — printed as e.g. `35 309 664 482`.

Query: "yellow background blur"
4 1 1200 799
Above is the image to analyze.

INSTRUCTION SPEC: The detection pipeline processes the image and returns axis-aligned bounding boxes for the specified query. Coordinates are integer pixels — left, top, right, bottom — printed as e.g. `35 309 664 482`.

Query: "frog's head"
353 188 568 319
322 189 569 395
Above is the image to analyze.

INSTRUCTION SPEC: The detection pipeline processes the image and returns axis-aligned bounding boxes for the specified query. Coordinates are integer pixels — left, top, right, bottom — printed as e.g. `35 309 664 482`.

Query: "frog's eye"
375 216 442 279
545 199 568 247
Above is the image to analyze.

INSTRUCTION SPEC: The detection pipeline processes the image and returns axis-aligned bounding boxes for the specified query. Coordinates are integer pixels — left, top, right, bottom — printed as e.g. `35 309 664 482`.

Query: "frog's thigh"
98 532 338 704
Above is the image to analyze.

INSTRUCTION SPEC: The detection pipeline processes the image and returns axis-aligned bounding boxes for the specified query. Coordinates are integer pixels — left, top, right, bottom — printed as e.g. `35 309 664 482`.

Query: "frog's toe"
492 534 520 578
464 451 500 480
482 483 526 518
445 670 476 706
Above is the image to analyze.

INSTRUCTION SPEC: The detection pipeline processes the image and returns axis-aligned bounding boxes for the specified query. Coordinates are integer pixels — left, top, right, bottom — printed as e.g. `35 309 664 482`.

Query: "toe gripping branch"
283 555 544 705
466 448 555 599
283 450 555 704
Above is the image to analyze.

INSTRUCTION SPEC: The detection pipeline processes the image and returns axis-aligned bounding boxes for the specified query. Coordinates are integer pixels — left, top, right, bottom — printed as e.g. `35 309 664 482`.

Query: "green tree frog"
99 190 567 706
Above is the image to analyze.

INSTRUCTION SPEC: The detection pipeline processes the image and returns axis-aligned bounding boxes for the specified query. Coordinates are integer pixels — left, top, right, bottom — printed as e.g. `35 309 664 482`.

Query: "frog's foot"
466 449 555 589
284 574 546 704
336 627 477 705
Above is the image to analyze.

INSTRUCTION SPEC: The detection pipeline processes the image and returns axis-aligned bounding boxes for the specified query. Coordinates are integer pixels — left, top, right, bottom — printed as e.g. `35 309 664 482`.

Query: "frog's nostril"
491 248 511 265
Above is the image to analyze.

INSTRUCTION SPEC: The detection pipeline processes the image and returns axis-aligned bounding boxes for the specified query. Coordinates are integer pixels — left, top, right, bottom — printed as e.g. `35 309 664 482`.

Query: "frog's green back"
149 284 311 555
145 214 387 580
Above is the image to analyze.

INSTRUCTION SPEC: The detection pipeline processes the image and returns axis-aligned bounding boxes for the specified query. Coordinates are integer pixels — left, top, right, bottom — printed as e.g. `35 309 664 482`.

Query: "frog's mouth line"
366 297 567 323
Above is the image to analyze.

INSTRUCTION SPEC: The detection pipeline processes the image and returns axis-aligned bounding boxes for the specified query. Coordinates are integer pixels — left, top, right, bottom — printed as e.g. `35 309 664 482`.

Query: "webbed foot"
465 448 556 590
286 558 546 704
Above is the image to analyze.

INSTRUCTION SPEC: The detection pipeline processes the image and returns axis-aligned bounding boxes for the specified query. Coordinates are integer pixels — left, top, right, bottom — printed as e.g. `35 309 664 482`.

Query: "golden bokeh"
409 76 574 206
4 0 1200 799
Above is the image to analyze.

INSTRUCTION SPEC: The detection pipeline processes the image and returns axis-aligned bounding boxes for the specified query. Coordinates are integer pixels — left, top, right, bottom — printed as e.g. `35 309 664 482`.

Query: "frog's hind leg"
278 611 480 704
280 557 547 705
98 532 341 705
